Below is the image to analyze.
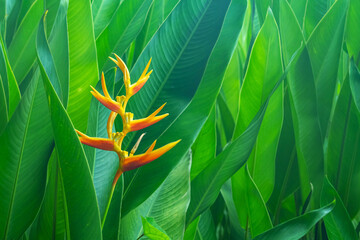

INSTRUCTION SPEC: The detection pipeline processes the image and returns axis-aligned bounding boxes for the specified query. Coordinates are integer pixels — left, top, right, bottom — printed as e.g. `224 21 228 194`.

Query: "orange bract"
75 54 180 187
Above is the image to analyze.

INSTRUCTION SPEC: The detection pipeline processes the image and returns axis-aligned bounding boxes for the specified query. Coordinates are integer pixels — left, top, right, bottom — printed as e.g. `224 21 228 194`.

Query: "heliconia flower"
90 72 122 113
121 139 181 172
76 53 180 195
110 53 152 97
109 54 131 89
126 103 169 132
75 130 120 152
129 59 153 96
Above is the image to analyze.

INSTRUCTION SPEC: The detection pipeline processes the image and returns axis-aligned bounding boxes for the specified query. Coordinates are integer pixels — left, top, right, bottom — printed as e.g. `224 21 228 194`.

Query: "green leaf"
345 0 360 59
0 73 8 132
184 211 217 240
326 72 360 218
142 217 170 240
0 74 53 240
279 0 324 201
48 0 69 107
120 0 240 216
120 153 191 240
303 0 331 38
290 0 306 26
254 0 271 25
133 0 165 64
350 59 360 112
29 152 67 240
96 0 153 70
253 201 335 240
267 90 300 224
307 0 349 136
0 35 20 118
191 106 216 180
102 176 123 240
233 9 283 202
220 181 245 239
220 44 242 121
321 177 358 240
40 50 102 239
36 12 62 100
232 166 273 237
186 41 302 224
92 0 122 37
67 0 99 132
7 0 44 83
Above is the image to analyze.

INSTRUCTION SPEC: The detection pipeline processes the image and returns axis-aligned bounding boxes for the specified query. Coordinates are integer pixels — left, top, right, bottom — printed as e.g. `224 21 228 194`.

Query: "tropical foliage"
0 0 359 239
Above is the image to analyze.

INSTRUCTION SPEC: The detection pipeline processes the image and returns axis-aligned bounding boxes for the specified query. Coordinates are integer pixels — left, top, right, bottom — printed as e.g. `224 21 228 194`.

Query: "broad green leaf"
92 0 121 37
220 181 245 239
253 201 335 240
303 0 331 38
163 0 180 17
321 177 358 240
232 166 273 237
186 41 302 224
220 44 242 120
0 74 53 240
5 0 21 46
187 83 275 224
0 74 8 132
345 0 360 59
350 59 360 112
120 153 191 240
307 0 349 136
216 94 235 151
36 12 62 100
183 217 200 240
133 0 165 64
0 35 20 118
67 0 99 132
279 0 324 201
96 0 153 70
184 211 217 240
29 153 67 240
48 0 69 107
254 0 271 24
28 15 68 239
8 0 44 83
233 9 283 202
326 72 360 218
191 106 216 180
40 53 102 240
142 217 170 240
44 0 61 34
290 0 306 26
268 90 300 224
120 0 241 216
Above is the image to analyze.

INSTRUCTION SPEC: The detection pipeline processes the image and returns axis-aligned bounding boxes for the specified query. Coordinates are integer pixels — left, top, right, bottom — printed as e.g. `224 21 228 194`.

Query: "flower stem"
101 182 116 229
101 169 123 229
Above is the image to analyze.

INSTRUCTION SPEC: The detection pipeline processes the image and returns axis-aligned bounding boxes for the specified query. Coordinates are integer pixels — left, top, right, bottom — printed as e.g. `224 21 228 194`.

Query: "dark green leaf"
0 74 53 240
121 0 239 216
96 0 153 70
8 0 44 83
321 177 357 240
253 201 335 240
41 54 102 239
